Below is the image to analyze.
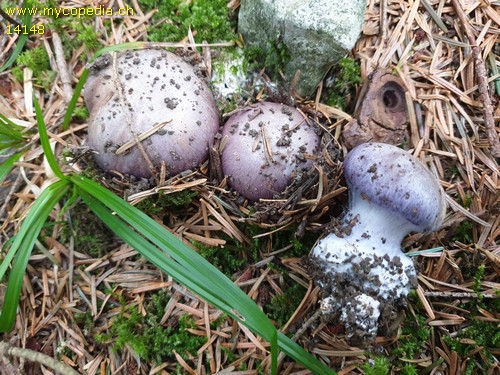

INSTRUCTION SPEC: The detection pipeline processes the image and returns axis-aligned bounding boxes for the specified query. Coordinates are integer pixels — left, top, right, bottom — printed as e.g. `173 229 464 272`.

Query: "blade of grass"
0 151 23 184
489 52 500 96
0 179 70 332
34 96 65 180
278 333 336 374
0 33 29 73
78 189 280 373
91 41 234 62
0 114 27 141
62 68 89 130
79 190 244 313
420 0 448 32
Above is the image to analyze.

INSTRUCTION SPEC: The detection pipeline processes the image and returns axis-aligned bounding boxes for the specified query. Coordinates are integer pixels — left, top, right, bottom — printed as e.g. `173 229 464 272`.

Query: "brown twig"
51 31 73 102
451 0 500 158
0 341 81 375
0 9 21 27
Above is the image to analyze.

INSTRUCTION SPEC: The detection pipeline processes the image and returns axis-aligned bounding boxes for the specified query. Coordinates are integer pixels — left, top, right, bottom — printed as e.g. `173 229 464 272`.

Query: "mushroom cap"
84 49 219 178
221 102 320 201
343 142 446 232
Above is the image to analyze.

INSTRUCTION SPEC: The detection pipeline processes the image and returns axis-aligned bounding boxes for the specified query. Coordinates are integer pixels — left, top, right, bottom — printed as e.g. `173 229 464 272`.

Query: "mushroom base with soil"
308 198 419 345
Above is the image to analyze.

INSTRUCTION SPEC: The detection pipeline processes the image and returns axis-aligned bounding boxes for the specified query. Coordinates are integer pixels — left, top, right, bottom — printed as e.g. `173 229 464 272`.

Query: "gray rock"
239 0 366 96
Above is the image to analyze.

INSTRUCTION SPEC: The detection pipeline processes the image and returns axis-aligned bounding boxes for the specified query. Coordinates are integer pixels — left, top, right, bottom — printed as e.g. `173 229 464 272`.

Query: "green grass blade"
278 333 336 374
0 33 30 73
91 42 157 61
0 114 26 141
0 151 23 184
0 179 70 332
420 0 448 32
77 189 285 373
0 142 25 154
72 175 275 335
62 68 89 130
34 96 65 180
489 52 500 96
79 191 238 310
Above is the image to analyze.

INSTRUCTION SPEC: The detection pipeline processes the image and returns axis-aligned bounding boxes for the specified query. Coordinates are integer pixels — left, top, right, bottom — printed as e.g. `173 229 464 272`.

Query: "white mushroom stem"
340 195 421 260
311 197 418 304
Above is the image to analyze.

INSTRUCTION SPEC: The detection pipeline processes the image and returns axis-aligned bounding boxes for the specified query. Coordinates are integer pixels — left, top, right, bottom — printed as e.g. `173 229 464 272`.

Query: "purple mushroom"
221 102 321 201
84 49 219 178
309 142 446 344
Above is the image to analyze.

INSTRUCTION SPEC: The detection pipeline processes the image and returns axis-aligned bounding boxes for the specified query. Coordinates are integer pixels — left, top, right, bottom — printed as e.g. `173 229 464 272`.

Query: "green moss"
195 242 247 276
472 264 485 300
322 57 361 110
194 222 317 278
73 23 102 52
135 190 198 215
442 319 498 373
361 356 390 375
38 0 103 60
451 220 474 244
245 41 290 75
12 46 55 87
98 290 206 364
400 363 418 375
393 313 430 359
138 0 237 43
72 106 89 121
74 310 95 334
451 195 474 243
266 283 306 326
61 203 115 257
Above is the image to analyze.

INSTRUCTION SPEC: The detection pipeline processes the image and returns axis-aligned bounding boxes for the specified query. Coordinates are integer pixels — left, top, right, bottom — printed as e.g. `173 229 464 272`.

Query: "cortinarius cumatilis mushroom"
221 102 320 201
309 142 446 345
84 49 219 177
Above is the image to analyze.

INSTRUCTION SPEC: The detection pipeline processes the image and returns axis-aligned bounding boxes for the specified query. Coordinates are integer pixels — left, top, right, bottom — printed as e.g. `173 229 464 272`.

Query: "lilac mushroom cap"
221 102 321 201
344 142 446 240
84 49 219 178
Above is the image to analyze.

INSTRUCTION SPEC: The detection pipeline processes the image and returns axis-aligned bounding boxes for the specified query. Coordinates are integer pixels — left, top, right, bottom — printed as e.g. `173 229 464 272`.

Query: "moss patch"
12 46 55 88
135 190 199 216
138 0 237 43
443 319 499 374
322 57 361 110
97 290 206 364
265 282 306 326
61 203 116 258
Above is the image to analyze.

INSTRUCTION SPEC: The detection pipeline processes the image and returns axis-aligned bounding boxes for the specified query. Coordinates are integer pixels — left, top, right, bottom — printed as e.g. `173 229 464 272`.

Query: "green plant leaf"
0 179 70 332
0 151 23 184
62 68 89 130
34 96 65 180
0 114 26 141
278 333 336 374
0 32 31 73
